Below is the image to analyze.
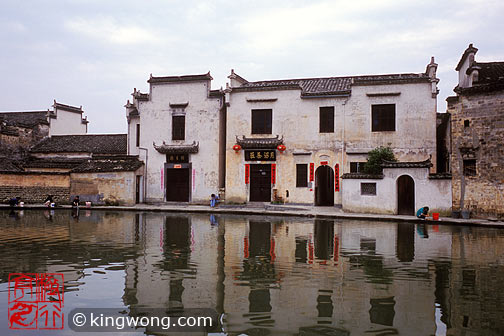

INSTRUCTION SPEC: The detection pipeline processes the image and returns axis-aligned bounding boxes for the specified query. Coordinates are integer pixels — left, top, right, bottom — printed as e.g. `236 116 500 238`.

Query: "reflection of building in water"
445 228 504 335
123 213 220 327
122 214 460 335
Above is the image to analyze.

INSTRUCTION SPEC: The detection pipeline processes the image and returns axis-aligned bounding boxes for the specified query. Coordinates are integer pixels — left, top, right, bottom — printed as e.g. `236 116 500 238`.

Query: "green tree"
363 146 397 175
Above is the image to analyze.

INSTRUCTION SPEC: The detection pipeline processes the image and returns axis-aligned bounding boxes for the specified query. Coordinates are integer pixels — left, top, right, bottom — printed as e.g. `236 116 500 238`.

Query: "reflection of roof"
31 134 127 154
233 73 430 97
72 156 143 173
153 141 199 154
236 135 284 149
0 158 23 172
0 111 49 128
381 159 432 168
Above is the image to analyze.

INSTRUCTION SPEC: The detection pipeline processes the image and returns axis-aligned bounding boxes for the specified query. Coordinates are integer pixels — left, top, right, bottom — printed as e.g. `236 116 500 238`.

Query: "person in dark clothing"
416 206 430 219
72 196 80 207
9 197 20 208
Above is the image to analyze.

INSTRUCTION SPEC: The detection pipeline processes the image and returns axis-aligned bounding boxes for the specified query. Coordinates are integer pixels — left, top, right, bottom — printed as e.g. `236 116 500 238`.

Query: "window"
350 162 366 173
251 109 272 134
319 106 334 133
463 159 476 176
464 119 470 128
172 115 185 140
372 104 395 132
296 164 308 187
136 124 140 147
361 183 376 195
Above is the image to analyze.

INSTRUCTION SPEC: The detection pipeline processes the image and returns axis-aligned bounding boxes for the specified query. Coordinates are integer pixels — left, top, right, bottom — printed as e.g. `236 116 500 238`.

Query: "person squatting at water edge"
416 206 430 220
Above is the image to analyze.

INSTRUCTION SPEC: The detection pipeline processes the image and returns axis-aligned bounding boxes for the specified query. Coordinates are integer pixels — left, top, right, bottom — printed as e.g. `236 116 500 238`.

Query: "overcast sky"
1 0 503 133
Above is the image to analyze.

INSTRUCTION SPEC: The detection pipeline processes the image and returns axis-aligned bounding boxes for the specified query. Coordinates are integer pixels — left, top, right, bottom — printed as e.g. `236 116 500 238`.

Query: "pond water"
1 209 503 335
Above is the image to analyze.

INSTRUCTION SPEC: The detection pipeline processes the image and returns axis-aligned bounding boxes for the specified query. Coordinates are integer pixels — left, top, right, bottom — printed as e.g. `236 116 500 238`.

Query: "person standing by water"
72 195 80 207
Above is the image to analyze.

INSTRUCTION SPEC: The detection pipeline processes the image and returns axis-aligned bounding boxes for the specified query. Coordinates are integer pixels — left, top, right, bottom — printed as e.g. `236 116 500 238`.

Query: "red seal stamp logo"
8 273 64 330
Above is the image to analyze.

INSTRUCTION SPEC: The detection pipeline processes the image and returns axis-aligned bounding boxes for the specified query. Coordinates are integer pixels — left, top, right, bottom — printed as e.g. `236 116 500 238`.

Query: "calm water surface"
1 209 503 335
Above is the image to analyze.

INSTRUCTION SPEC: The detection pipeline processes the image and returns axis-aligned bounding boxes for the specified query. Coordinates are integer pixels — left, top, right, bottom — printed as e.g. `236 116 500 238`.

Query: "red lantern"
277 144 286 152
233 144 241 152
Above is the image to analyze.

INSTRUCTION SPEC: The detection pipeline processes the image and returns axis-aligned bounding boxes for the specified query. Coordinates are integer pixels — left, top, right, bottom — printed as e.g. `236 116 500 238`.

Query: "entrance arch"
315 165 334 206
397 175 415 215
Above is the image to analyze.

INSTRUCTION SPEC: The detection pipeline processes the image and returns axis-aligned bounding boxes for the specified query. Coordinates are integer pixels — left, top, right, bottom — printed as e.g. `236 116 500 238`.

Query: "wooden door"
166 168 189 202
397 175 415 215
250 164 271 202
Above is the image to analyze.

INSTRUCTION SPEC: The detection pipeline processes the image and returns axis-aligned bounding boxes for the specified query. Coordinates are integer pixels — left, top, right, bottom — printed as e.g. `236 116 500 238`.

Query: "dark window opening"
296 164 308 187
350 162 366 173
136 124 140 147
464 119 470 128
372 104 396 132
319 106 334 133
361 183 376 195
251 109 272 134
172 115 185 140
463 159 476 176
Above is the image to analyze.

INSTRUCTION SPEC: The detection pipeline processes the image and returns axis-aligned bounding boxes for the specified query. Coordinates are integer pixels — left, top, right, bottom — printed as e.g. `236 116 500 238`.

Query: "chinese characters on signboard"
245 150 276 161
271 164 276 184
8 273 64 330
166 154 188 163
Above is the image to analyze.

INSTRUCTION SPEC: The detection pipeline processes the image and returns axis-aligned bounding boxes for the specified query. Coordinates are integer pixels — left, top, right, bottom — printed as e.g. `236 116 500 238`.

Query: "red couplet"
245 164 250 184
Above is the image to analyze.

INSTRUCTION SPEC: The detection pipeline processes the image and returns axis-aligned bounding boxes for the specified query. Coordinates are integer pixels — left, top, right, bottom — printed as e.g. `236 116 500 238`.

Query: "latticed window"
361 182 377 196
172 115 185 140
296 164 308 187
319 106 334 133
350 162 366 173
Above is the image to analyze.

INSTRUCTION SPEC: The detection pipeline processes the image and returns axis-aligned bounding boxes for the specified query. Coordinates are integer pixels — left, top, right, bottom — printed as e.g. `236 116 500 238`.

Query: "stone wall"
70 171 138 206
448 90 504 218
0 172 70 204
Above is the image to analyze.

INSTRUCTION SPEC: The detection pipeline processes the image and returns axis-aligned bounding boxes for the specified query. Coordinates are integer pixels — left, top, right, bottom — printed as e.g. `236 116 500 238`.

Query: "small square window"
372 104 395 132
463 159 476 176
361 183 376 196
464 120 470 128
251 109 272 134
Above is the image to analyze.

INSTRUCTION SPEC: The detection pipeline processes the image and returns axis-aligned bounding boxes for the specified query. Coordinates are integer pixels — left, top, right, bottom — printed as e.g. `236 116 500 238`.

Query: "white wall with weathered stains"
49 109 87 136
342 167 451 214
226 77 437 205
130 79 222 203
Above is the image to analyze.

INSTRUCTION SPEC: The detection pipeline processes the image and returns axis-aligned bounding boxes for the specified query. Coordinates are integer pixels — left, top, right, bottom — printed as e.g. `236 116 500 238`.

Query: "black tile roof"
0 158 23 172
236 135 284 149
23 157 85 169
341 173 384 179
30 134 127 154
148 72 212 84
472 62 504 84
234 73 430 96
53 101 83 114
0 111 49 128
72 156 143 173
381 159 432 168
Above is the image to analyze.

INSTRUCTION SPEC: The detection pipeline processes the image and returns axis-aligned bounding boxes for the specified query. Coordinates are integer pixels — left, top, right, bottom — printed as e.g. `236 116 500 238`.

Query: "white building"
126 73 225 203
224 58 440 206
48 100 88 136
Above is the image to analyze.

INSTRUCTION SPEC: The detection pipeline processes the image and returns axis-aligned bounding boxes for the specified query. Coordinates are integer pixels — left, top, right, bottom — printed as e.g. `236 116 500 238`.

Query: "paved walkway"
2 203 503 228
